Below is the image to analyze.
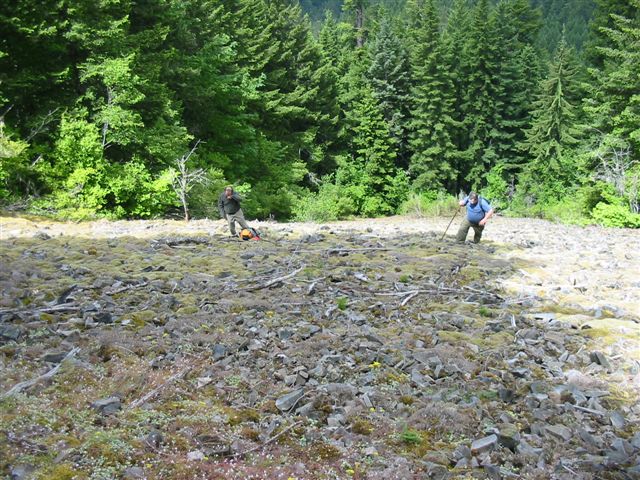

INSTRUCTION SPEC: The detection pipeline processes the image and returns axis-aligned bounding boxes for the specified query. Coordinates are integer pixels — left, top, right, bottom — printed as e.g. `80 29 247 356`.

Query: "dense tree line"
1 0 638 226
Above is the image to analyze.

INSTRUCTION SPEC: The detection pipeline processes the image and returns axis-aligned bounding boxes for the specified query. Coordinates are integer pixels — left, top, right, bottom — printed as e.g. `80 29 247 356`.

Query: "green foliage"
0 121 31 198
106 161 176 219
400 428 422 445
482 163 510 211
188 167 229 219
591 202 640 227
407 0 457 190
336 297 349 310
399 190 458 217
294 179 360 221
30 115 175 219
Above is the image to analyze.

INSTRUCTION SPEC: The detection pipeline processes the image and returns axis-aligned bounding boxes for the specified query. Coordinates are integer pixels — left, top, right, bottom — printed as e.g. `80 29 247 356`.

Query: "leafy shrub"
399 190 458 217
591 202 640 228
293 180 361 222
188 167 228 219
0 122 35 199
105 160 176 218
482 163 510 211
27 115 177 219
400 428 422 445
539 195 591 225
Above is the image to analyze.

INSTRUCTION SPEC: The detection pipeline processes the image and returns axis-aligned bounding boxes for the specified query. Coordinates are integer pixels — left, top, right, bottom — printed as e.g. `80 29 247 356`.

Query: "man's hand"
479 218 487 226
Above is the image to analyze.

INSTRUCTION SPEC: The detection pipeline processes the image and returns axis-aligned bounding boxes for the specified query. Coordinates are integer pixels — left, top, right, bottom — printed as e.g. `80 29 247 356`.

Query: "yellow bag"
239 228 253 240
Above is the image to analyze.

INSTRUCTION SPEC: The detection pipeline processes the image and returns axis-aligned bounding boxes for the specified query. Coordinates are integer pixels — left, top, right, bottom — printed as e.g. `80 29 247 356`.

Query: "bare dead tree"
593 134 639 213
171 140 207 221
101 87 113 149
26 108 60 142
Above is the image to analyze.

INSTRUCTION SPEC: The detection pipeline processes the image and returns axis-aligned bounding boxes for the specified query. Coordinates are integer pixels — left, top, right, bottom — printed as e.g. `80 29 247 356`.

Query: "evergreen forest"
1 0 639 227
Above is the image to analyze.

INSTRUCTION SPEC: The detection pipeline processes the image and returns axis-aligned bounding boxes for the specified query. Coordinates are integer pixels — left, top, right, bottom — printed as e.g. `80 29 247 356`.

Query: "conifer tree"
585 2 640 159
585 0 638 68
442 0 473 192
343 0 369 48
460 0 501 187
406 0 457 190
489 0 543 187
349 85 408 216
367 17 412 168
521 33 584 196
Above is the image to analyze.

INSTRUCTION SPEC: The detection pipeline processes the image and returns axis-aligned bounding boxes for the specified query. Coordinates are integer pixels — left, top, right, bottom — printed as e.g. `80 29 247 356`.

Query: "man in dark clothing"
218 186 250 237
456 192 494 243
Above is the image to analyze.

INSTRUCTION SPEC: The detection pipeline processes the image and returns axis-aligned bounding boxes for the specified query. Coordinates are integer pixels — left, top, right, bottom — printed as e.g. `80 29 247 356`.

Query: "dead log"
1 347 80 399
128 366 192 409
242 265 305 292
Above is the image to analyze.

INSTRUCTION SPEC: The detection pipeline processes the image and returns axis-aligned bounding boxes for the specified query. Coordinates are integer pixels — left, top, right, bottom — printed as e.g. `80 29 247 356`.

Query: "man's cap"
468 191 478 201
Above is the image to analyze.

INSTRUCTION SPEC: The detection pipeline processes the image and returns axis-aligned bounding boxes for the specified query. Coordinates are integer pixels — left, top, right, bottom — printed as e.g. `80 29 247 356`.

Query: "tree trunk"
356 6 364 48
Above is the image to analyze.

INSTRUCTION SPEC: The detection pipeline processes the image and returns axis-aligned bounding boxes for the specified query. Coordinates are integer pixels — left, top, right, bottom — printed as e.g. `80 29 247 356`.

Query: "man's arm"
459 197 468 207
479 209 493 226
231 192 242 202
479 198 494 226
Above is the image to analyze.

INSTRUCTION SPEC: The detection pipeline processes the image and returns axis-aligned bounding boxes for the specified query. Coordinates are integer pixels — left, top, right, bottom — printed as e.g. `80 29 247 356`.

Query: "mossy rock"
37 463 82 480
127 310 157 327
308 441 342 461
225 407 261 426
480 331 514 348
437 330 473 345
351 417 374 435
176 306 199 315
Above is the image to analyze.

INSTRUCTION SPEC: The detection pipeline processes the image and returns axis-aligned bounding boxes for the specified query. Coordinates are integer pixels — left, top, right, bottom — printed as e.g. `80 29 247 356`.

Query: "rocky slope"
0 215 638 479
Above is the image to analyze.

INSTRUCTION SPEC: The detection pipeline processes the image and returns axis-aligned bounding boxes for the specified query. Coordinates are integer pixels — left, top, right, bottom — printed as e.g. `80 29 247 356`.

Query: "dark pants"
226 209 250 236
456 217 484 243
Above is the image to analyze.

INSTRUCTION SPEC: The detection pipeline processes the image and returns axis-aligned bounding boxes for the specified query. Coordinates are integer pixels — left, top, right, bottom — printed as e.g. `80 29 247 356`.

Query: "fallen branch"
242 266 305 292
566 404 606 417
0 303 82 317
128 366 192 409
327 247 389 254
401 291 421 306
230 421 303 458
1 347 80 399
291 247 389 254
375 284 503 300
105 281 149 295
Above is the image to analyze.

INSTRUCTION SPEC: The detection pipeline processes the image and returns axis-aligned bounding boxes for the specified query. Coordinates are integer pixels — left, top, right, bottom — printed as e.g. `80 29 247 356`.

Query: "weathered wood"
242 265 305 292
229 421 303 458
105 281 149 295
128 366 192 409
1 347 80 399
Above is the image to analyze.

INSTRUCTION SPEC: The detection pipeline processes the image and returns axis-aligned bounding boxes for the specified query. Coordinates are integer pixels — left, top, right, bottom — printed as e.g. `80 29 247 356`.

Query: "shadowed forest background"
1 0 639 227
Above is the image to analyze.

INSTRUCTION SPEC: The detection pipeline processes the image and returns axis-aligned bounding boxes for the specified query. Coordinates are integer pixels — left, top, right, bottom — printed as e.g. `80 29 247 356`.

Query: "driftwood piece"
567 404 606 417
400 291 421 306
0 303 82 317
1 347 80 399
375 284 503 301
230 421 303 458
242 266 305 292
128 366 192 409
290 247 389 254
105 281 149 295
151 237 210 248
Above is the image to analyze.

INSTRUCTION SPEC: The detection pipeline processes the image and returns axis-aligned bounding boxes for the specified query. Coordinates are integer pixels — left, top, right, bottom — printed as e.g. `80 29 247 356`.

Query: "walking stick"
440 207 460 240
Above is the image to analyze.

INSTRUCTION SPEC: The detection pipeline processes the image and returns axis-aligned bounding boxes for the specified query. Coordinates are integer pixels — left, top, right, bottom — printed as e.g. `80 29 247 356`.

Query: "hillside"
1 215 638 479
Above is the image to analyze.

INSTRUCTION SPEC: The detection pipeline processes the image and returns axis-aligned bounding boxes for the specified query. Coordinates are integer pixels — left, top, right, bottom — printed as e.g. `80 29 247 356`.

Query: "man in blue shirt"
456 192 494 243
